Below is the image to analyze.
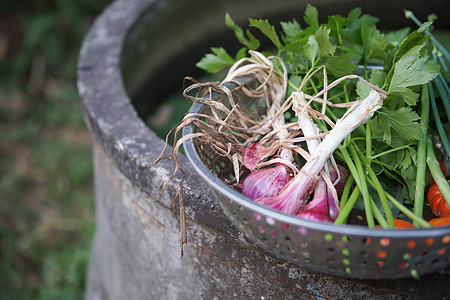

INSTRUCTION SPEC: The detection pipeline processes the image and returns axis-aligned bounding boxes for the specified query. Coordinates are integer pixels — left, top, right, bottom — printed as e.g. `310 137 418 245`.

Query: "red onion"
256 172 316 215
297 178 333 222
242 142 273 170
242 164 291 200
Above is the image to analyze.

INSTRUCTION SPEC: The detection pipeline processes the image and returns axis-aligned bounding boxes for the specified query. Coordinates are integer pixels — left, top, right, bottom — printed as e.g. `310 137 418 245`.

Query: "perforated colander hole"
425 238 434 246
437 248 446 255
297 227 307 236
377 251 387 259
270 231 278 238
258 226 265 234
326 248 334 254
342 248 350 256
242 218 249 225
360 250 369 258
326 258 335 264
442 235 450 244
324 233 334 242
403 253 413 260
265 216 275 226
406 240 416 249
254 213 262 221
375 261 384 267
420 251 428 257
380 238 390 247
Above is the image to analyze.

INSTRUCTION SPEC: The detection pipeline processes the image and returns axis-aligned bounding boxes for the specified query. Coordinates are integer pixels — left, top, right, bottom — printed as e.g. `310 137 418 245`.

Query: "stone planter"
77 0 449 299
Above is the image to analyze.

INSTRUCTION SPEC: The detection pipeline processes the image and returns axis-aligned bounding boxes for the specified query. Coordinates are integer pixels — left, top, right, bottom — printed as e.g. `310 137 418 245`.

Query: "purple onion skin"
242 164 291 200
327 188 340 221
329 164 349 195
242 142 272 170
297 178 333 222
256 172 316 215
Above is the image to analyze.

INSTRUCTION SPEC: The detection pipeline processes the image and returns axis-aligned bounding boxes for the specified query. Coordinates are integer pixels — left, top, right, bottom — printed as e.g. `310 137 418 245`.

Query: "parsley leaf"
316 26 337 57
361 21 387 61
281 20 302 43
304 4 319 30
249 18 282 50
387 54 440 104
356 69 386 99
385 27 410 47
393 21 432 62
324 56 357 77
225 13 260 50
302 35 319 64
375 107 423 144
196 47 235 73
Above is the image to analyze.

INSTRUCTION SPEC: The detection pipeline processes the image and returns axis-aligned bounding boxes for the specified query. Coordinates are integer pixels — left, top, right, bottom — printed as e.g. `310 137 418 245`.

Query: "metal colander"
182 77 450 279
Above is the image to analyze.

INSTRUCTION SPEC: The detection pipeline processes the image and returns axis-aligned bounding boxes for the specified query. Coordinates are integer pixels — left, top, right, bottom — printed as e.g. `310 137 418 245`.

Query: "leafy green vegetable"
225 13 260 50
249 18 282 50
193 6 447 225
195 47 235 74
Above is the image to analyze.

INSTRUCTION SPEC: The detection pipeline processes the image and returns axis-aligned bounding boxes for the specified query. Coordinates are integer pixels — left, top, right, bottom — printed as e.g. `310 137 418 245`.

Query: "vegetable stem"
369 145 412 160
370 197 389 229
353 143 395 228
404 10 450 61
413 84 429 225
365 121 372 166
334 184 360 225
339 174 354 209
385 193 431 228
428 82 450 156
347 145 375 227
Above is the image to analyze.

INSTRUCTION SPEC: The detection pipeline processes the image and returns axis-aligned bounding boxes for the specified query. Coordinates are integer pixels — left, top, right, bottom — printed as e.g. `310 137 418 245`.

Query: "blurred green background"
0 1 110 299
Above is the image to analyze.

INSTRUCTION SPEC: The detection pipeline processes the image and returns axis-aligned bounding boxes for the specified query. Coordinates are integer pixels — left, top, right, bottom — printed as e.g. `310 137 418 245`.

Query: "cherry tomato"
427 183 450 217
376 218 416 229
428 216 450 227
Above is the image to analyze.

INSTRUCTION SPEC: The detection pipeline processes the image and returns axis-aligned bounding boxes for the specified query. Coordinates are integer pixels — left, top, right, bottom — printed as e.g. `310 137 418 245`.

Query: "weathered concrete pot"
77 0 449 299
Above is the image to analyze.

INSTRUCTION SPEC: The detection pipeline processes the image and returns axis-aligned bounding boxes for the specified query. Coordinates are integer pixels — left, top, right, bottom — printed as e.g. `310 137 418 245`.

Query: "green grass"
0 1 109 299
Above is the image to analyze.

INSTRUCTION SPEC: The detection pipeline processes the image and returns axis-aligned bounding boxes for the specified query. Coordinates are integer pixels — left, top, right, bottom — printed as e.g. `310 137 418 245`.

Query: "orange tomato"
428 216 450 227
376 218 415 229
427 183 450 217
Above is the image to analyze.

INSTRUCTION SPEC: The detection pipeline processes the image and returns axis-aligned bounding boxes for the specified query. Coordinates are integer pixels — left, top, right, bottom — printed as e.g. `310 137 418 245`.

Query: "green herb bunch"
194 5 449 228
